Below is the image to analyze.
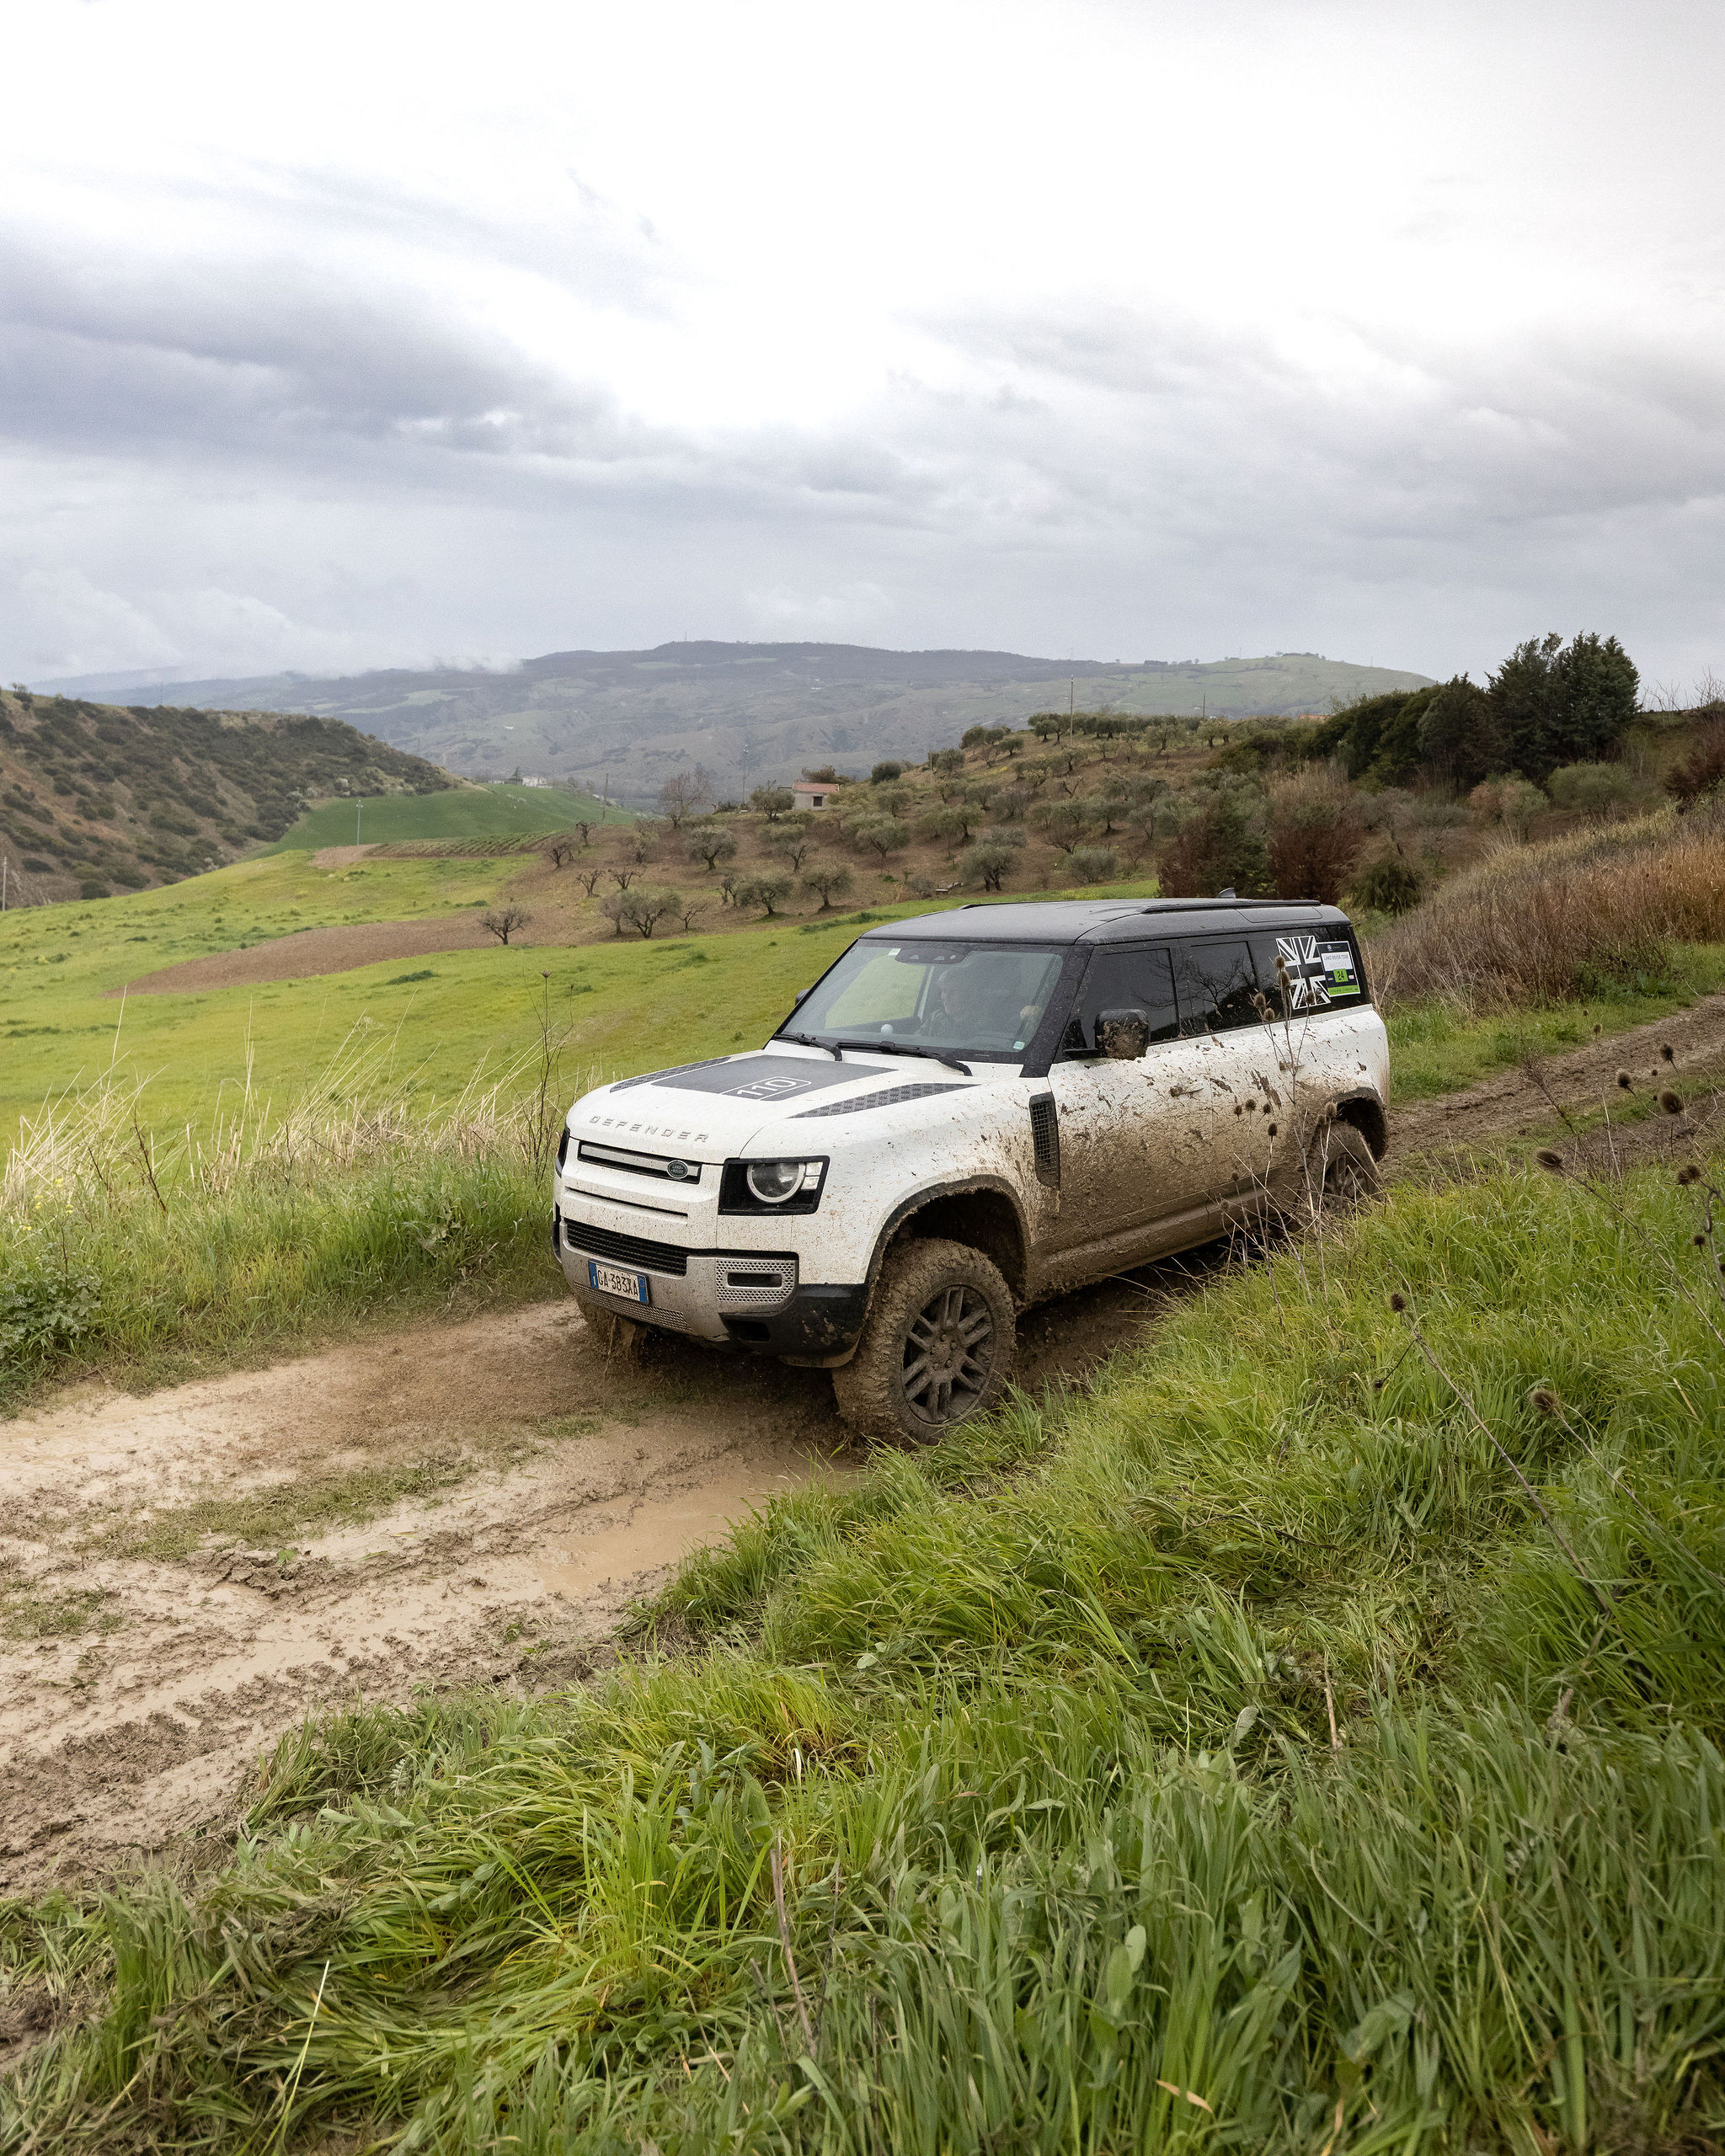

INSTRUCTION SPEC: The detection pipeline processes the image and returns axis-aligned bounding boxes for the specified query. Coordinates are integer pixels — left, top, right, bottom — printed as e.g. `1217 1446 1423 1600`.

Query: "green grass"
0 1585 120 1642
1386 942 1725 1101
7 1157 1725 2150
263 782 620 852
88 1433 560 1566
0 1142 557 1413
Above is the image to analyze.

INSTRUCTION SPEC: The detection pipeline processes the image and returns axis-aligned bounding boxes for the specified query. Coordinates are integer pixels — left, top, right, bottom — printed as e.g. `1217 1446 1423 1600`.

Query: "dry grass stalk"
1369 806 1725 1011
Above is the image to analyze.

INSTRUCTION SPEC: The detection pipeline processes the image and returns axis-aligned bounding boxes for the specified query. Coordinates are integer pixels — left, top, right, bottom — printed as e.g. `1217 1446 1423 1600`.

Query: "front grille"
793 1082 965 1118
576 1139 701 1183
563 1220 690 1276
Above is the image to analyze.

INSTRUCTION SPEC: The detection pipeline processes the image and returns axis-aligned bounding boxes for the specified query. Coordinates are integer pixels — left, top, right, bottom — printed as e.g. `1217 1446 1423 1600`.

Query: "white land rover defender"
553 898 1388 1441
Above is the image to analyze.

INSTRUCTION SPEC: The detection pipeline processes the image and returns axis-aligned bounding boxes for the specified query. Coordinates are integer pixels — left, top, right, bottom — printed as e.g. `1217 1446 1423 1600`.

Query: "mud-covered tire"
831 1237 1015 1444
1305 1121 1381 1221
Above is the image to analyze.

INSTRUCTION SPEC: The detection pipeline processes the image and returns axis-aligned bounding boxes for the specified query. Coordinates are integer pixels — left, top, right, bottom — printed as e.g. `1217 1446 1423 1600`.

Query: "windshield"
782 941 1065 1060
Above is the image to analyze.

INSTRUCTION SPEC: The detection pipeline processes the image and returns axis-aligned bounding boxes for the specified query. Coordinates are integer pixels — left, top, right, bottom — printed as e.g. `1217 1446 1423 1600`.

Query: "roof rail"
1136 897 1321 914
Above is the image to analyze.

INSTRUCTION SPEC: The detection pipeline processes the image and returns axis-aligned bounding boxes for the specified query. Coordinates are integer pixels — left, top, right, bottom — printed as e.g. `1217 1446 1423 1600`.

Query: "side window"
1172 937 1263 1036
1247 930 1369 1015
1063 947 1178 1054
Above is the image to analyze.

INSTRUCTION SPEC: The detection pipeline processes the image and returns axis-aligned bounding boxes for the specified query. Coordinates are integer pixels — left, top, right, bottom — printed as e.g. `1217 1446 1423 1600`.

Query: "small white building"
792 780 836 811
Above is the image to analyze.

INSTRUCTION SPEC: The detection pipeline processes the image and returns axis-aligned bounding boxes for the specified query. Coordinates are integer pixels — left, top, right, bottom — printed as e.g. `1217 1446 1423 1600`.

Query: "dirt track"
4 998 1723 1893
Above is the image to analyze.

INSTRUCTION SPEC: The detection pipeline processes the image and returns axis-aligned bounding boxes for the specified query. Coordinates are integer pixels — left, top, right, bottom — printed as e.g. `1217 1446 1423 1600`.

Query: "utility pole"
601 771 609 823
356 798 363 844
2 854 7 910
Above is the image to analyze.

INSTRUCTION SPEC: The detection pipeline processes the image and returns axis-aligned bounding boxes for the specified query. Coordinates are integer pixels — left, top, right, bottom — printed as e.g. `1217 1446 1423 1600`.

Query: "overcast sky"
4 0 1723 691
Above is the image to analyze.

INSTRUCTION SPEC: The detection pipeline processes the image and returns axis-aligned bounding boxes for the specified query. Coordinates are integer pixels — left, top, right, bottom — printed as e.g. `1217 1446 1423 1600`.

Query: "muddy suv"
553 898 1388 1441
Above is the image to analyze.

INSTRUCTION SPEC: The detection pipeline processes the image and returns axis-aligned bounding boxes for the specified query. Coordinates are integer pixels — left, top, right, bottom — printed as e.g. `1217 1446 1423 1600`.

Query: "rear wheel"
1306 1121 1381 1220
832 1237 1015 1444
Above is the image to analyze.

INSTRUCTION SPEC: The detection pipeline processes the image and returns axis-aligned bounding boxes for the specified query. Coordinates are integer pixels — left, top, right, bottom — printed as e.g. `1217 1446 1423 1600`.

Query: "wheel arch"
864 1177 1031 1307
1334 1091 1389 1160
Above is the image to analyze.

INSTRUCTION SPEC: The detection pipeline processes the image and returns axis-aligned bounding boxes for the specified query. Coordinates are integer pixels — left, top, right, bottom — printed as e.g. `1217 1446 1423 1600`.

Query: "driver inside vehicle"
921 963 1045 1044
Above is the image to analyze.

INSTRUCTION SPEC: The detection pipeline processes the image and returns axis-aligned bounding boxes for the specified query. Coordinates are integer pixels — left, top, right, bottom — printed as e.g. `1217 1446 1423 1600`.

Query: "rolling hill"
0 690 452 905
54 643 1434 805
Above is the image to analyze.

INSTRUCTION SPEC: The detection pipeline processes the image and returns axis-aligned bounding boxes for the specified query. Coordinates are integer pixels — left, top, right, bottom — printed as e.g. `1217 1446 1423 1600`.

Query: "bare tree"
547 837 575 869
480 906 531 945
576 865 604 897
674 894 704 932
657 765 715 828
608 865 638 891
627 819 664 863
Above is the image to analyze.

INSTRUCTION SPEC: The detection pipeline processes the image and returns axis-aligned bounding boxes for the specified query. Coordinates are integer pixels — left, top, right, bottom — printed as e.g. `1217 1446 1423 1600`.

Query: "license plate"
589 1259 650 1304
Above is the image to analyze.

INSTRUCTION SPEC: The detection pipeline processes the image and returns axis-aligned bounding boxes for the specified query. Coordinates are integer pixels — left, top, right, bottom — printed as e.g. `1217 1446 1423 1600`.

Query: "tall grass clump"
1370 803 1725 1010
7 1150 1725 2151
0 1023 581 1408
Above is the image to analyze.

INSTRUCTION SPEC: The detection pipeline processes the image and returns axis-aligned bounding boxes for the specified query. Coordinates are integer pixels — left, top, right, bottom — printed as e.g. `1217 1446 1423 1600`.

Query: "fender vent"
1028 1094 1060 1187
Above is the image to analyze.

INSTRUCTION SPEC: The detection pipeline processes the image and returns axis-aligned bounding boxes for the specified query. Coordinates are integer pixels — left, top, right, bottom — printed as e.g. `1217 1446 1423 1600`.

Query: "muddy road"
3 994 1722 1892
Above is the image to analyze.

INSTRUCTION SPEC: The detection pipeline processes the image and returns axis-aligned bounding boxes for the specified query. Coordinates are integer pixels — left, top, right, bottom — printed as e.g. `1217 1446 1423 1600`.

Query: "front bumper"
554 1206 866 1357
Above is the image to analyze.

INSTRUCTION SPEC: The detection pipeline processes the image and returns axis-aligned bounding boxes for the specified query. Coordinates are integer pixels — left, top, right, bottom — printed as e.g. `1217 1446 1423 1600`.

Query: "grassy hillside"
92 642 1434 801
264 781 621 853
8 1155 1725 2149
0 688 451 905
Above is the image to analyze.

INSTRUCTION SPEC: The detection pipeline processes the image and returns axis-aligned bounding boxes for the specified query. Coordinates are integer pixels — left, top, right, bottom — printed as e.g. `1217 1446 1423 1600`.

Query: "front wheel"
832 1237 1015 1444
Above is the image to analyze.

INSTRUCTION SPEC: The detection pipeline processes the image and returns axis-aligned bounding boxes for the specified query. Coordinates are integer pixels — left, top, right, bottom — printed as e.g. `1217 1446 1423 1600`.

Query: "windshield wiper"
773 1030 842 1060
833 1039 972 1076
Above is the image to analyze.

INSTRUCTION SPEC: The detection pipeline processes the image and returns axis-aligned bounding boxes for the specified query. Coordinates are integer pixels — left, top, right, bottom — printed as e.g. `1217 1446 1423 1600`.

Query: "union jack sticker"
1275 936 1332 1011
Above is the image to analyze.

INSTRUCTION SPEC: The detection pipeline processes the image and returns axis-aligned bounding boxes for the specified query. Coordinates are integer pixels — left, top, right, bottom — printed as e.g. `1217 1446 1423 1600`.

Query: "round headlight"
745 1159 806 1203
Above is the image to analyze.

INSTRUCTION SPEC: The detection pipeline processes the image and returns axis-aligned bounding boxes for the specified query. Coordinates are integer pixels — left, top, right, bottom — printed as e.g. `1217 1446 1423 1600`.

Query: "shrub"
1065 845 1120 886
1350 853 1423 915
1157 793 1268 896
1665 720 1725 810
1263 771 1365 905
599 886 678 937
1468 776 1548 839
748 786 794 820
869 760 904 785
1369 808 1725 1007
1547 761 1648 819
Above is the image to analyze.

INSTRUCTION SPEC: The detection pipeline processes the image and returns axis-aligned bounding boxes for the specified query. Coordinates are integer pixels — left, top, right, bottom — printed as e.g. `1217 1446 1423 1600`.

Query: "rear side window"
1247 930 1369 1015
1065 946 1179 1053
1172 937 1263 1035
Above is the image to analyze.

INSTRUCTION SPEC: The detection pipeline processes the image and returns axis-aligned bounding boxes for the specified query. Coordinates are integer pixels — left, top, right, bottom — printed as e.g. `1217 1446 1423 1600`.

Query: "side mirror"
793 988 810 1006
1097 1007 1151 1060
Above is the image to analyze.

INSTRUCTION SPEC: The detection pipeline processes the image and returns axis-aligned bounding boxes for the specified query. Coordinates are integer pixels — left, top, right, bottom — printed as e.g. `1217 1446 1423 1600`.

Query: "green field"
264 781 622 853
6 843 1724 1154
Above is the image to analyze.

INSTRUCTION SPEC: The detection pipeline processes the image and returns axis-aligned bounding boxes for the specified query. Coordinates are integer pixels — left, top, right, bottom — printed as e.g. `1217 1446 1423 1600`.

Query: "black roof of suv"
867 899 1354 947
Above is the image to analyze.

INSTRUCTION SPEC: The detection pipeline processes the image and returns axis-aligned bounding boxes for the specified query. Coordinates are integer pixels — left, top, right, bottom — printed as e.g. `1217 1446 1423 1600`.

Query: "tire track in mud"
6 996 1723 1890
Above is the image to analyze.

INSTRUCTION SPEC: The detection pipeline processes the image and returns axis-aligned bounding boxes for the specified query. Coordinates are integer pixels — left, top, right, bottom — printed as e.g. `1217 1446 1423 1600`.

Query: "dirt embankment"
1391 991 1725 1162
4 1004 1722 1894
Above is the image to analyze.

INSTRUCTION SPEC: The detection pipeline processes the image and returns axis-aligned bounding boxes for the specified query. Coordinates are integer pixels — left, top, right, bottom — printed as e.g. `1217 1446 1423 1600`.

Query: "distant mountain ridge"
40 643 1433 804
